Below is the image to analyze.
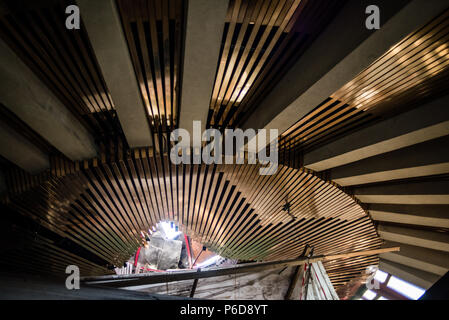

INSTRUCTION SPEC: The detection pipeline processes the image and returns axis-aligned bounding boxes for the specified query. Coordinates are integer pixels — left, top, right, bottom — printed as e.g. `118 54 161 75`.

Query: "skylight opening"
374 269 388 283
362 289 377 300
158 221 181 240
387 276 425 300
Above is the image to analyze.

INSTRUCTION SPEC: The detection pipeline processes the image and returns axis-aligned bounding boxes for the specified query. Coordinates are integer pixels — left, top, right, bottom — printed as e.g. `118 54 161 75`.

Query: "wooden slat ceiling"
0 0 387 292
281 8 449 153
116 0 185 130
1 150 380 289
0 222 113 277
207 0 344 129
0 0 122 142
280 97 378 154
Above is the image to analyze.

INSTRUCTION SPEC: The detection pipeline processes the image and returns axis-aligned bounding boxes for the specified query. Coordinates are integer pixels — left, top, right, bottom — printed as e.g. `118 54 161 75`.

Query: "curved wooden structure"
1 150 380 289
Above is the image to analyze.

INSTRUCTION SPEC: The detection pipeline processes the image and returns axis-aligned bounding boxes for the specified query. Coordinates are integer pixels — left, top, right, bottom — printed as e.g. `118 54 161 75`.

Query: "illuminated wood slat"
0 0 118 138
207 0 343 129
3 149 380 289
117 0 185 129
334 9 449 110
281 8 449 152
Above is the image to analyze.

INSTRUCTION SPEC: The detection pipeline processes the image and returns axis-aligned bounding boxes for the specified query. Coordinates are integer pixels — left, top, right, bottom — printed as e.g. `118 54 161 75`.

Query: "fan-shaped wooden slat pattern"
2 149 380 287
116 0 184 129
280 8 449 153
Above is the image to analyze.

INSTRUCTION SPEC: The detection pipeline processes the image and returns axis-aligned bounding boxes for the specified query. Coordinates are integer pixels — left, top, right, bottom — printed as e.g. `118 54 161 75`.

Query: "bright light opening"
362 289 377 300
387 276 425 300
158 221 181 240
377 296 388 300
374 269 388 283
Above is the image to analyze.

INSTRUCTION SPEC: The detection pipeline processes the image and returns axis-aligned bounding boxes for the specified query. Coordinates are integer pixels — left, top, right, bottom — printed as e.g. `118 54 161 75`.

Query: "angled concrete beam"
379 259 440 290
179 0 228 136
370 204 449 229
304 94 449 171
331 136 449 186
0 40 97 161
378 224 449 253
354 180 449 205
0 120 49 174
381 241 449 276
244 0 448 135
78 0 153 147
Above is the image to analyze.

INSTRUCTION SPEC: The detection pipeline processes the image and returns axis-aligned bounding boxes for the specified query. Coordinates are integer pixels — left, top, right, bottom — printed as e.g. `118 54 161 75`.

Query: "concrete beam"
0 39 97 161
0 120 49 174
78 0 153 148
244 0 448 135
304 94 449 171
379 259 440 290
331 136 449 186
354 180 449 205
381 241 449 276
369 204 449 229
179 0 228 136
378 225 449 253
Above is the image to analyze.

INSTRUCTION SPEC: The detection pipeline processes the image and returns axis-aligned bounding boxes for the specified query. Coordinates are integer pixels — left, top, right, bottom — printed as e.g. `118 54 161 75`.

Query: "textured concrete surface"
0 39 97 161
130 268 296 300
0 119 49 173
179 0 229 136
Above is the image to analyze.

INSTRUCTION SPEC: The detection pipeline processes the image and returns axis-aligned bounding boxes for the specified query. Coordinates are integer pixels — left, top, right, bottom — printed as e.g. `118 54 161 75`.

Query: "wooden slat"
281 8 449 153
206 0 343 129
116 0 185 130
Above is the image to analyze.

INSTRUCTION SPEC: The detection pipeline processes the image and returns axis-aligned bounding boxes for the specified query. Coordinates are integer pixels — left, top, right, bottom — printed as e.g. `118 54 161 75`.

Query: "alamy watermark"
365 5 380 30
65 5 80 30
170 121 278 175
65 265 80 290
